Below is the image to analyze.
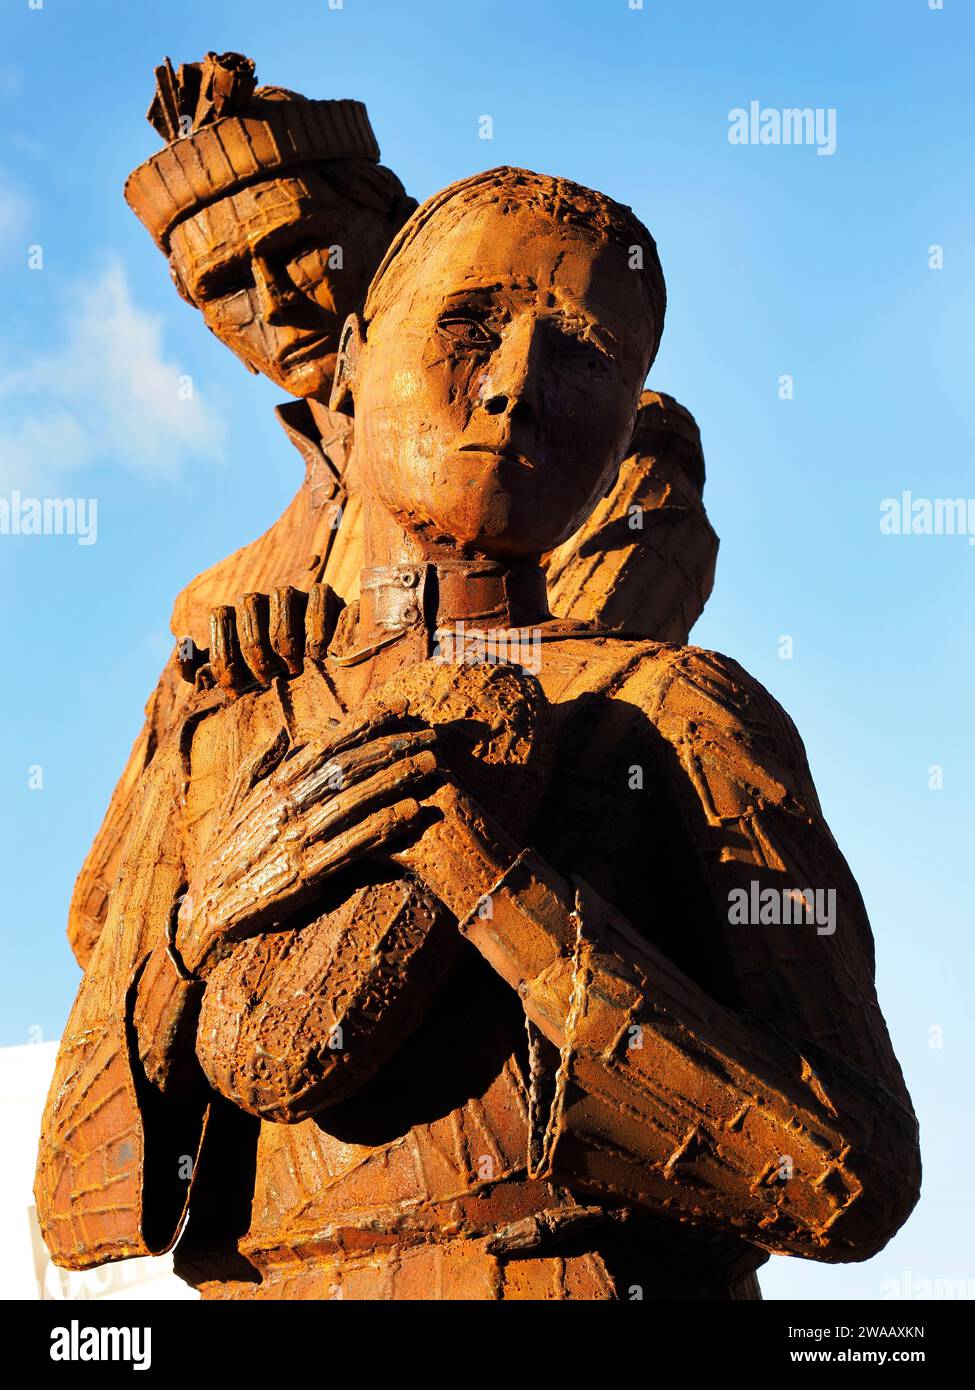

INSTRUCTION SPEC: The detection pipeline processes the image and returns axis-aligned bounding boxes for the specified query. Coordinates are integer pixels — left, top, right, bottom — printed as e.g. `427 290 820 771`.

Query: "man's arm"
67 663 188 967
36 732 210 1269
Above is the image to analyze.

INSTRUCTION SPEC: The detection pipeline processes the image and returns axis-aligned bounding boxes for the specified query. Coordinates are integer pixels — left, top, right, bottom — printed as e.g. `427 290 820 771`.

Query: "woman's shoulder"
536 626 762 712
539 629 813 785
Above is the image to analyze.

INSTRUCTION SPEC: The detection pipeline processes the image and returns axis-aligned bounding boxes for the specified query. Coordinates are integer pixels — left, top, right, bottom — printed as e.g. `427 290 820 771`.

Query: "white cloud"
0 263 226 492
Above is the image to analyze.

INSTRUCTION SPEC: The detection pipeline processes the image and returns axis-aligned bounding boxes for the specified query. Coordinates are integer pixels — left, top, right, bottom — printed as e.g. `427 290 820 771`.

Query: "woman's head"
335 167 666 560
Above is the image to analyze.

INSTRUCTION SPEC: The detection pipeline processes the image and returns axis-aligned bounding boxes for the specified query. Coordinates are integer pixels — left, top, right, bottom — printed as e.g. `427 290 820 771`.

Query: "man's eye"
438 316 497 348
289 238 326 266
200 264 252 300
288 245 328 291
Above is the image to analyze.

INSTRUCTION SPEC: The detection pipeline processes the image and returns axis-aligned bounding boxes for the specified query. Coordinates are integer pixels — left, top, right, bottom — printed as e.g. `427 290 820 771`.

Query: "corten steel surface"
35 54 918 1302
64 55 717 972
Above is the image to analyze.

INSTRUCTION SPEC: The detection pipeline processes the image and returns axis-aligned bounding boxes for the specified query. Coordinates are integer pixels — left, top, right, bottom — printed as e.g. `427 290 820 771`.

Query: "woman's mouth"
456 445 534 471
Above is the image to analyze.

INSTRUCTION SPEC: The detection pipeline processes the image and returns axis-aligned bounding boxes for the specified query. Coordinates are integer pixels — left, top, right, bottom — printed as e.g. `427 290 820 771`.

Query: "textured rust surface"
37 58 919 1301
65 55 718 972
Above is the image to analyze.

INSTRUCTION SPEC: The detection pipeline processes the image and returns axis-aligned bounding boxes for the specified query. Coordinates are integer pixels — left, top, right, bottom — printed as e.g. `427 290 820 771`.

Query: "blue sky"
1 0 972 1300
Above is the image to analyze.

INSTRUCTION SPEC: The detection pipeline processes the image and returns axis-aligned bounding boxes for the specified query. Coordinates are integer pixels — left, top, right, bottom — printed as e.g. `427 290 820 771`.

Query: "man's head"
167 158 410 397
333 167 666 561
125 54 414 400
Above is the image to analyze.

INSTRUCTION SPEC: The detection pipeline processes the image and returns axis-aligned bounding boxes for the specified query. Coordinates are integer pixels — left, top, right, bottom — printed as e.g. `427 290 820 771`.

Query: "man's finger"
174 634 206 685
269 585 308 675
237 593 282 687
305 583 343 663
209 605 251 693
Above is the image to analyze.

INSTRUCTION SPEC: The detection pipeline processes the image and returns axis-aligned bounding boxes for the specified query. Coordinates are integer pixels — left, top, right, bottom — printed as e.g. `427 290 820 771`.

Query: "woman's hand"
175 703 440 977
175 657 548 977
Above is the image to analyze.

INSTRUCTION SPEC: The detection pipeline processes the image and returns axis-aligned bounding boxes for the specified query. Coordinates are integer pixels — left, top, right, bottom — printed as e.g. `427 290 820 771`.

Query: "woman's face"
350 203 652 560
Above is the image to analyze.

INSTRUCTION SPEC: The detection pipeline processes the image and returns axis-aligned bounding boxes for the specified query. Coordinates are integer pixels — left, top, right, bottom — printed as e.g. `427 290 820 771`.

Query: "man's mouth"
278 334 330 367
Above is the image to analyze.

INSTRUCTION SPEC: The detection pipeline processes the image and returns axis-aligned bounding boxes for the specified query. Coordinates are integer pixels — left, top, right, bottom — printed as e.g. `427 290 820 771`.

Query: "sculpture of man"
36 165 919 1300
64 54 412 967
66 53 718 974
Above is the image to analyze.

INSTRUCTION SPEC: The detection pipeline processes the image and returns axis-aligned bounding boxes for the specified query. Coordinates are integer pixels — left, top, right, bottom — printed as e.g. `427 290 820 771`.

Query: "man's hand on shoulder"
172 582 343 696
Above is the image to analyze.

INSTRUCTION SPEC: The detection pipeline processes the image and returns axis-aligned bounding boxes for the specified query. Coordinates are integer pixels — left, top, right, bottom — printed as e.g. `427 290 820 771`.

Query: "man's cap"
124 52 381 251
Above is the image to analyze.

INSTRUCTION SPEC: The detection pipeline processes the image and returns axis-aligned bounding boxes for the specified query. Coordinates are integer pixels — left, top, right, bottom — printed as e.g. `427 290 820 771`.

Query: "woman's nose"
478 324 540 419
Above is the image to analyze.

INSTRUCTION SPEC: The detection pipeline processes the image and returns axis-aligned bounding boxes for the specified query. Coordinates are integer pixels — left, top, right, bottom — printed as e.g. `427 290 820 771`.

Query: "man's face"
169 170 394 399
351 204 652 560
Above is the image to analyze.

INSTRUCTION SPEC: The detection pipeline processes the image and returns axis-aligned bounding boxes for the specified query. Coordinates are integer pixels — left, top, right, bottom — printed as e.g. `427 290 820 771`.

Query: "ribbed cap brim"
124 99 380 249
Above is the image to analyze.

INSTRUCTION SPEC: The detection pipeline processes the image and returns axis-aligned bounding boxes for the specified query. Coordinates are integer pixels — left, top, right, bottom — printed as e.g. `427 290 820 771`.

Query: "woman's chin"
414 505 563 561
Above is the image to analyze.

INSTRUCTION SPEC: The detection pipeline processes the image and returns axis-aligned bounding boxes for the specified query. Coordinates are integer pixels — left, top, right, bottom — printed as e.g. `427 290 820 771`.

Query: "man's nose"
253 257 299 326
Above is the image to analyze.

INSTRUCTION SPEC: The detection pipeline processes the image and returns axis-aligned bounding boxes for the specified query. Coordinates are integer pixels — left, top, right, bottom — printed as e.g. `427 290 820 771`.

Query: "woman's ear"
329 313 365 416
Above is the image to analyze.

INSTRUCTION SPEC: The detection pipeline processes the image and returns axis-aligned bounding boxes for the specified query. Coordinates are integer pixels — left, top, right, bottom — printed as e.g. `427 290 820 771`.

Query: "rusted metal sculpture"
36 60 919 1301
65 54 717 973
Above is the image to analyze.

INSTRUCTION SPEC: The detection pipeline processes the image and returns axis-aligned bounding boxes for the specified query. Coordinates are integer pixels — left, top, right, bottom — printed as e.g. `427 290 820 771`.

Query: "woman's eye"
438 316 496 348
562 338 609 375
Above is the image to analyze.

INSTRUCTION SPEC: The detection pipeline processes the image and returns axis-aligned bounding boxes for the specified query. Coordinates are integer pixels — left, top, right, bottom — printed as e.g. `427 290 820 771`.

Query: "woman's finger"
301 749 438 844
301 797 428 882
